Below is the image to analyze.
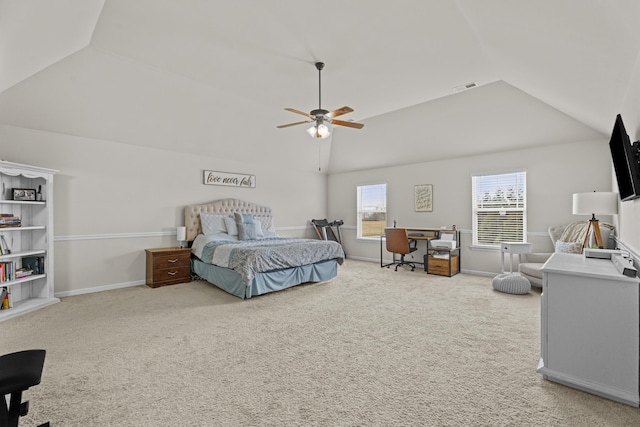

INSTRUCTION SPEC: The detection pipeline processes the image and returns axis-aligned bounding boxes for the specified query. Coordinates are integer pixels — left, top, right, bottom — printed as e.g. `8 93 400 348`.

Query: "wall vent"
453 82 478 92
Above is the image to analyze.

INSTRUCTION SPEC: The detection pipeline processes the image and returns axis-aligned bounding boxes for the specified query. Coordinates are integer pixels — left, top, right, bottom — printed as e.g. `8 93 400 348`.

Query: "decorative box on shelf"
145 247 192 288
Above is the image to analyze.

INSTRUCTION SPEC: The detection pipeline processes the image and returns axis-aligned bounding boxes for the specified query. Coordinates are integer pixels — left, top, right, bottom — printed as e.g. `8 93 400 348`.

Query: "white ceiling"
1 0 638 173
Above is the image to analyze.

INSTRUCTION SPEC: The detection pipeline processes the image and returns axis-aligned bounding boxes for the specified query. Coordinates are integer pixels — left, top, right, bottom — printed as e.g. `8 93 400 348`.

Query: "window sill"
469 244 501 252
357 236 383 243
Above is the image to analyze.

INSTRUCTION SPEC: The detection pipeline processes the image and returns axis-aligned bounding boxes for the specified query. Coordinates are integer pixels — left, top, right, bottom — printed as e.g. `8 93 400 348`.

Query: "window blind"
472 172 526 246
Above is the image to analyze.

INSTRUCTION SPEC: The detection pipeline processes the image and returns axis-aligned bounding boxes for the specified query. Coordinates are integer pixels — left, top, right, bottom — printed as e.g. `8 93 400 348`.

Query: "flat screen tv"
609 114 640 201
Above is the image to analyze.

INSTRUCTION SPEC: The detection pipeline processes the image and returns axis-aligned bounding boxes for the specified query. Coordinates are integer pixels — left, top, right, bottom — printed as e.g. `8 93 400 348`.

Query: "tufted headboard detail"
184 198 272 241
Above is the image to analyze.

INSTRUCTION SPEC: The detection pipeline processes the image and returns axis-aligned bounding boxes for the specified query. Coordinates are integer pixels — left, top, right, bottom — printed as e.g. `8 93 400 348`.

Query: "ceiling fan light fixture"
277 62 363 136
307 123 331 139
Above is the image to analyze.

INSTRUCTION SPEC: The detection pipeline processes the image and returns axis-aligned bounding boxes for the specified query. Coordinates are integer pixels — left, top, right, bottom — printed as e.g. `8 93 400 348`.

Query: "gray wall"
0 124 327 295
1 113 635 295
328 140 614 275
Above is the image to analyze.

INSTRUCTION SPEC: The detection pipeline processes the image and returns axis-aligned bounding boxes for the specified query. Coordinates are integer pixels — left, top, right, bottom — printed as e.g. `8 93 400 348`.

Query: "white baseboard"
55 279 145 298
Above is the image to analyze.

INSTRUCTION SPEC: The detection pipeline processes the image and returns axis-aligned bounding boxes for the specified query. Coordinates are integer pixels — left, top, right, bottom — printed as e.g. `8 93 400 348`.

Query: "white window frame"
471 170 527 248
357 183 387 240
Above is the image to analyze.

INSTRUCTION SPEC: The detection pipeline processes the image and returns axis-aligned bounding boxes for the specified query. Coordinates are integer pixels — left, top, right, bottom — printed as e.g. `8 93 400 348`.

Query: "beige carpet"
2 260 640 426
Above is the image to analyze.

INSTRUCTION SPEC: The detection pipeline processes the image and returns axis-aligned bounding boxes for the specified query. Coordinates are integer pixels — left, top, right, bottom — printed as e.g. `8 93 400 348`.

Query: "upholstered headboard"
184 198 272 241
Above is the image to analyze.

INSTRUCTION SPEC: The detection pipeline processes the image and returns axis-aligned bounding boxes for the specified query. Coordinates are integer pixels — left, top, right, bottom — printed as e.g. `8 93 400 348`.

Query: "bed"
185 199 345 299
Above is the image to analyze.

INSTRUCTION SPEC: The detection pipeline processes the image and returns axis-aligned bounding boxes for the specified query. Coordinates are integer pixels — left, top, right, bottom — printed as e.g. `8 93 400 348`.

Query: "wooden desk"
380 227 458 268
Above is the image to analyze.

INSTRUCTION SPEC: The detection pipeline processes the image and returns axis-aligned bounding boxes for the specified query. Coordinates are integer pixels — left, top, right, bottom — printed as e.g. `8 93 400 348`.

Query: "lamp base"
582 218 604 252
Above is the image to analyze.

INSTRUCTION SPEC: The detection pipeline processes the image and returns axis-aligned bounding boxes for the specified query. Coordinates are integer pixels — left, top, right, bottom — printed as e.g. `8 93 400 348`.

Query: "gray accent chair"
518 224 612 288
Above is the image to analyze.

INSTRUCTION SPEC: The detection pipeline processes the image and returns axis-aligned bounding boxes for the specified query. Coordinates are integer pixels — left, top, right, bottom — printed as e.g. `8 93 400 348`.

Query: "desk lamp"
572 191 618 250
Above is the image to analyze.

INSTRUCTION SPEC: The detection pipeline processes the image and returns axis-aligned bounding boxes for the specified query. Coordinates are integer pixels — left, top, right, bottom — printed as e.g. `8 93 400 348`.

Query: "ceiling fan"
277 62 364 139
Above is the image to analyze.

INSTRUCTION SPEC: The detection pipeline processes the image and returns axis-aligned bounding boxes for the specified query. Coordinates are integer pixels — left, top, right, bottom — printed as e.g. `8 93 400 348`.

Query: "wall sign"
203 170 256 188
414 184 433 212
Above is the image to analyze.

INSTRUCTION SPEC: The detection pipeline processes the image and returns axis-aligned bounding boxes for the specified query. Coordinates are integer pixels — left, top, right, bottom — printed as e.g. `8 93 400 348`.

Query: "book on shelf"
22 256 45 275
0 214 21 228
0 261 15 282
0 235 10 254
0 286 12 310
15 267 33 279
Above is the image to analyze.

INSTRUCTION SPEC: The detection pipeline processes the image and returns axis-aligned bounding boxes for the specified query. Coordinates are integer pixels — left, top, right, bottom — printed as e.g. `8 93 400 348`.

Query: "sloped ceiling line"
0 1 636 173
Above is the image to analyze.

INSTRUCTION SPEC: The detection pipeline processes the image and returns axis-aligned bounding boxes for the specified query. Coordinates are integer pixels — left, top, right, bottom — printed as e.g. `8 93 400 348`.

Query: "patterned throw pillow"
200 213 227 235
238 223 257 240
555 241 582 254
234 213 254 224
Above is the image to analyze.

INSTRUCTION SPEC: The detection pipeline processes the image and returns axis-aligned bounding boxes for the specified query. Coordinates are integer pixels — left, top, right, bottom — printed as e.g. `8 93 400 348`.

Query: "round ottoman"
492 273 531 295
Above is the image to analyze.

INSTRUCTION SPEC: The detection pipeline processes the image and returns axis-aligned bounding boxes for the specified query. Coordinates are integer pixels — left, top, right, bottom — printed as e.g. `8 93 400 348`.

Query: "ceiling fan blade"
284 108 314 119
326 106 354 118
331 119 364 129
277 120 311 129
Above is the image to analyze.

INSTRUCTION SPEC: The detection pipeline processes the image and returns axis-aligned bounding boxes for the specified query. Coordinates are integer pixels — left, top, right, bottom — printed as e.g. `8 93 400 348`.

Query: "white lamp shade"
572 192 618 216
176 226 186 242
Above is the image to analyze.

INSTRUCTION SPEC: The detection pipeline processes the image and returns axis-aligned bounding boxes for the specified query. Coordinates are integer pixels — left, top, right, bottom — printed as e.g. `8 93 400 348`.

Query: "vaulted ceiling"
1 1 638 173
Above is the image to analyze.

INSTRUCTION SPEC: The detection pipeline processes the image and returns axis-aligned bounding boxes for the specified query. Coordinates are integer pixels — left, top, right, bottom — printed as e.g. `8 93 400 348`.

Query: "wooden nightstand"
145 247 192 288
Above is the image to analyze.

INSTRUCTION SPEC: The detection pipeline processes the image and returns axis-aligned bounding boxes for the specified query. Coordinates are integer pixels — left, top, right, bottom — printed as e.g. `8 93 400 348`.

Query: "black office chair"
384 228 418 271
0 349 49 427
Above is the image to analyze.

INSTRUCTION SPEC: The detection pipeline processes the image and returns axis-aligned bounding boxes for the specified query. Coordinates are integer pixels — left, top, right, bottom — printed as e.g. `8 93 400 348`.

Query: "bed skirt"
191 258 338 299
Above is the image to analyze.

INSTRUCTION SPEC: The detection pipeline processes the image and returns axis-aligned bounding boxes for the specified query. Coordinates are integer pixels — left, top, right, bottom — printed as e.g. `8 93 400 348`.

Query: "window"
357 184 387 238
472 171 526 247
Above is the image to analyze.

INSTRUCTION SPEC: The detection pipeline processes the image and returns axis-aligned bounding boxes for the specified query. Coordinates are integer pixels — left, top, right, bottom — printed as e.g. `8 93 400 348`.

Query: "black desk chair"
385 228 418 271
0 349 49 427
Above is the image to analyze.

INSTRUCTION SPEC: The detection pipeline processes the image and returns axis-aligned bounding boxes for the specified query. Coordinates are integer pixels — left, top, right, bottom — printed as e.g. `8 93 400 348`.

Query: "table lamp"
176 226 186 248
572 191 618 250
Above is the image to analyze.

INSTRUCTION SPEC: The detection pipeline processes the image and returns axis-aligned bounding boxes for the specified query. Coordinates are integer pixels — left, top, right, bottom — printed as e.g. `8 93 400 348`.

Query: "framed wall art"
414 184 433 212
12 188 36 201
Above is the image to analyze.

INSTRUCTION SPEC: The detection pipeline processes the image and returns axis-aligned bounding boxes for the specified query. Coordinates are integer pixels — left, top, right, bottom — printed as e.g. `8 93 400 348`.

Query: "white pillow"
200 213 227 235
255 215 277 237
555 241 582 254
223 216 238 236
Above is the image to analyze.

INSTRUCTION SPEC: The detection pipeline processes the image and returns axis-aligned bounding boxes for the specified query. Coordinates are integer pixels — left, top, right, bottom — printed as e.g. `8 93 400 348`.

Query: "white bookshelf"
0 160 58 321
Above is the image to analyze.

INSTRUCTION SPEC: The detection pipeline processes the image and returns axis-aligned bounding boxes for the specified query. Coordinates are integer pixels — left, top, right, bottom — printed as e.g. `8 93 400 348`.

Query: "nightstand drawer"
153 252 191 269
151 265 191 287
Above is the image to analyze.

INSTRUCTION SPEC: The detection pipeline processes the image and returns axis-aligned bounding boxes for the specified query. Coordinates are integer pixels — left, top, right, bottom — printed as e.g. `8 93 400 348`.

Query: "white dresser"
538 252 640 406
